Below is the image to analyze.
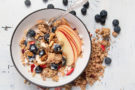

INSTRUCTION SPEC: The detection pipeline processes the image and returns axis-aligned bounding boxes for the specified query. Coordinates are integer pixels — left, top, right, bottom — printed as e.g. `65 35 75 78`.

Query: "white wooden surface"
0 0 135 90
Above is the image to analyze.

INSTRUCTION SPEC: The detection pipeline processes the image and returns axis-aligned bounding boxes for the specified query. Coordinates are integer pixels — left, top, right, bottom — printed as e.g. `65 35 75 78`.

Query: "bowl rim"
10 8 92 88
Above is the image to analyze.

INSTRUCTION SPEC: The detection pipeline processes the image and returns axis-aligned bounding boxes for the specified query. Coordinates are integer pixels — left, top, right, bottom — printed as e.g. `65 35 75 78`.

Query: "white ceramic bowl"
10 8 91 88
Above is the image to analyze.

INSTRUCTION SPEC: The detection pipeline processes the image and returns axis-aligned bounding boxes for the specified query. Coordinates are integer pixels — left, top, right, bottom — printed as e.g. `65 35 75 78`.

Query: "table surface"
0 0 135 90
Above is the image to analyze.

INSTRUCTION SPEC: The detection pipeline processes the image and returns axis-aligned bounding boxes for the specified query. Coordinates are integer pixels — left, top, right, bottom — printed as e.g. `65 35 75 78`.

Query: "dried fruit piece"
101 45 105 51
66 68 74 76
31 64 35 72
40 64 47 68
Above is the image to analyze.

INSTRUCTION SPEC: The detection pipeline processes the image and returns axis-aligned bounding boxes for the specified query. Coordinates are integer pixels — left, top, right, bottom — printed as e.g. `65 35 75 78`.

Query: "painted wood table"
0 0 135 90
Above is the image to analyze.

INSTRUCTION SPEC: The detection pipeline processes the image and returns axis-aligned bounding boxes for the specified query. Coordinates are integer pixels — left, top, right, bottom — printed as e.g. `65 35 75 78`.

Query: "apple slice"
56 31 77 66
57 25 82 56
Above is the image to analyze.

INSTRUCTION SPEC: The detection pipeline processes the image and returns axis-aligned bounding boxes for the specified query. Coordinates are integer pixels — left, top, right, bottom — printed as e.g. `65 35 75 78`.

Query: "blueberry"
95 14 101 23
47 4 54 9
29 44 38 54
26 29 36 37
83 1 89 9
113 19 119 26
100 10 107 18
63 0 68 6
81 7 87 15
24 40 27 46
44 33 50 43
28 55 35 62
105 57 112 65
24 0 31 7
100 18 106 25
51 27 57 33
62 57 66 66
39 50 45 57
43 0 48 3
50 63 58 70
70 10 76 16
35 66 43 73
53 44 62 53
114 26 121 33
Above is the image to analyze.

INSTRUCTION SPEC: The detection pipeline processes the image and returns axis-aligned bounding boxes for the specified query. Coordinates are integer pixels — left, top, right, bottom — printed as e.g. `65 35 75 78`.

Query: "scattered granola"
62 28 111 90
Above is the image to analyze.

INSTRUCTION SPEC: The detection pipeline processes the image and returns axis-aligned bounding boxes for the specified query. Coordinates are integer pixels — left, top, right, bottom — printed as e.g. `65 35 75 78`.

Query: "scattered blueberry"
83 1 89 9
81 7 87 15
95 14 101 23
51 27 57 33
70 10 76 16
63 0 68 6
53 44 62 53
24 0 31 7
114 26 121 33
39 50 45 57
100 18 106 25
62 57 66 66
28 55 35 62
29 44 38 54
113 19 119 26
35 66 43 73
24 40 27 46
100 10 107 18
43 0 48 3
44 33 50 43
105 57 112 65
47 4 54 9
26 29 36 37
50 63 58 70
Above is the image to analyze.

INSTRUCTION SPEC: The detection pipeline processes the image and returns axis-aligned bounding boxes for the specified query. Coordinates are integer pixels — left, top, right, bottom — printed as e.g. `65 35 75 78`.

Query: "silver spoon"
47 0 88 26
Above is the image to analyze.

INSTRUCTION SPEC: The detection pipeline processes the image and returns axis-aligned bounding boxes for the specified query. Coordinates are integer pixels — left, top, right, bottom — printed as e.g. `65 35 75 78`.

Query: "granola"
19 18 82 81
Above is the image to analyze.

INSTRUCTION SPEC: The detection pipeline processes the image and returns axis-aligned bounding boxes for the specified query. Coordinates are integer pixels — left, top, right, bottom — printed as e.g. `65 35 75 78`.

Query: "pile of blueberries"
95 10 108 25
24 0 90 16
95 10 121 33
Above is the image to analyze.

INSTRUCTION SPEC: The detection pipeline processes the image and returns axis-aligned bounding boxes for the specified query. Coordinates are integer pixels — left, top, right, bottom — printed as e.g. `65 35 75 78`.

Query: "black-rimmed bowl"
10 8 91 88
